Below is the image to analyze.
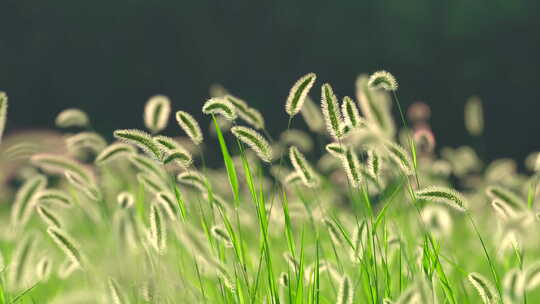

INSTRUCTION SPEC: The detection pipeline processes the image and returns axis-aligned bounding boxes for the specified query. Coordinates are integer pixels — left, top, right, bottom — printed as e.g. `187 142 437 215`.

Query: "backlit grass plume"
384 141 414 176
0 91 7 143
66 132 107 154
117 192 135 209
326 142 346 157
225 95 265 129
341 146 362 188
468 272 499 304
177 170 208 192
285 72 317 117
55 108 89 128
289 146 319 187
47 227 84 269
37 204 63 228
7 233 37 288
231 126 272 162
341 96 363 128
176 111 204 145
31 153 94 183
301 96 325 133
202 97 237 121
113 129 162 160
156 192 179 221
107 277 128 304
323 217 344 246
36 256 52 281
368 70 398 91
485 186 525 213
416 186 467 212
465 96 484 136
37 189 72 208
10 174 48 227
211 226 233 248
337 275 354 304
321 83 343 140
149 202 167 254
95 143 136 165
144 95 171 134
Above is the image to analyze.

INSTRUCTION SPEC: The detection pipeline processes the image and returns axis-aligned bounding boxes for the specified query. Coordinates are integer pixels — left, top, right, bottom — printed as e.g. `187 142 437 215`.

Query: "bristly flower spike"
176 111 204 145
368 70 398 91
231 126 273 163
286 73 317 117
144 95 171 134
321 83 343 140
202 97 237 121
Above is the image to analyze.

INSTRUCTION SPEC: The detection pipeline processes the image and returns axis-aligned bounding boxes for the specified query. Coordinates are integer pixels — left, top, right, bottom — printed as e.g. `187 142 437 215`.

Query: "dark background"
1 0 539 165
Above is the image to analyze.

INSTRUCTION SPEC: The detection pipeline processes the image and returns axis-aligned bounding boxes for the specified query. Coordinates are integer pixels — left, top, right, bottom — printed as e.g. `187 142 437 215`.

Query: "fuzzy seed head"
301 96 325 132
55 108 89 128
289 146 319 187
225 95 265 129
341 146 362 188
368 70 398 91
321 83 343 140
176 111 204 145
465 96 484 136
144 95 171 133
117 192 135 209
47 227 84 268
231 126 273 162
211 226 233 248
468 272 499 304
337 275 354 304
286 73 317 116
416 186 467 212
202 97 237 121
114 129 162 160
149 202 167 254
0 91 7 143
341 96 363 128
95 143 136 165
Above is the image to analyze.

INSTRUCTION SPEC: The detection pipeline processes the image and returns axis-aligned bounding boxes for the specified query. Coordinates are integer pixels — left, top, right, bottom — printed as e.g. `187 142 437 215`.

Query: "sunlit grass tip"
231 126 273 162
341 96 363 128
321 83 343 140
289 146 319 187
55 108 90 128
176 111 204 145
117 192 135 209
286 72 317 116
144 94 171 134
95 143 136 165
465 95 484 136
47 226 84 269
368 70 398 91
149 202 167 254
211 226 233 248
468 272 499 304
416 186 467 212
0 91 8 144
225 95 265 129
113 129 163 160
337 275 354 304
202 97 237 121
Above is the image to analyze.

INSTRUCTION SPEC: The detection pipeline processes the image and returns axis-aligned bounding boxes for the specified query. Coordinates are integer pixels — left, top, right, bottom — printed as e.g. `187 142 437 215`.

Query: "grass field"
0 72 538 303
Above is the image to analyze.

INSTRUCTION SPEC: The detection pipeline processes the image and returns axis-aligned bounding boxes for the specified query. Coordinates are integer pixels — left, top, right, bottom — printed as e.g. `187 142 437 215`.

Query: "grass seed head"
55 108 90 128
176 111 204 145
231 126 273 163
202 97 237 121
144 94 171 134
286 72 317 116
368 70 398 91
